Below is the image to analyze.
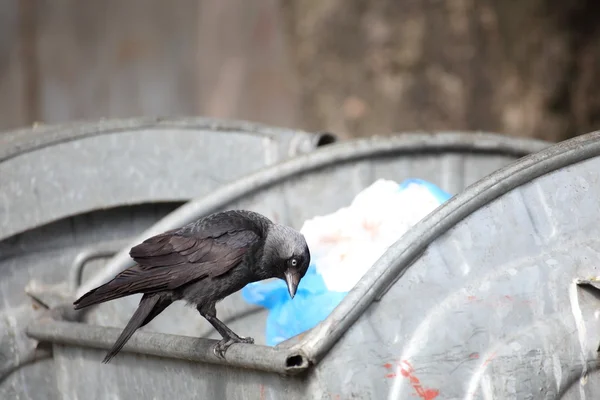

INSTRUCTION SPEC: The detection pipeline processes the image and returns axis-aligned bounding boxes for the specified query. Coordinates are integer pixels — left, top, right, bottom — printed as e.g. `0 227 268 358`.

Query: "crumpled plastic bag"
241 178 452 346
241 265 346 346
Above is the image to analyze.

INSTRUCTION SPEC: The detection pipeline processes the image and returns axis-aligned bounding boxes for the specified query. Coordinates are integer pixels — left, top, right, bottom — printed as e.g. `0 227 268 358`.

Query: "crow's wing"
90 227 259 298
73 212 266 309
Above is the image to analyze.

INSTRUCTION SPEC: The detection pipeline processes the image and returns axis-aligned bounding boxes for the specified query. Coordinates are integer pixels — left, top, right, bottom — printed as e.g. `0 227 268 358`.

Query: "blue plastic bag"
241 178 452 346
242 265 346 346
398 178 453 203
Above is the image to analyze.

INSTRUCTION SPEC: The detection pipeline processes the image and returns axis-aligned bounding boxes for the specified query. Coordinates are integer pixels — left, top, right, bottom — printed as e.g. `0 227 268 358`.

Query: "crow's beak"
284 270 300 299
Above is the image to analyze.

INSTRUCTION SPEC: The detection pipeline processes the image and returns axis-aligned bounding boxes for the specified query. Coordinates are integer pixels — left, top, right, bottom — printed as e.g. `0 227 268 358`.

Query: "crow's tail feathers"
73 281 129 310
102 294 172 364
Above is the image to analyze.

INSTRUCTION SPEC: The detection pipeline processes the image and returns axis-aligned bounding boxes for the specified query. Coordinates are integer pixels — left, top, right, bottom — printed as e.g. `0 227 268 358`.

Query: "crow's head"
263 224 311 298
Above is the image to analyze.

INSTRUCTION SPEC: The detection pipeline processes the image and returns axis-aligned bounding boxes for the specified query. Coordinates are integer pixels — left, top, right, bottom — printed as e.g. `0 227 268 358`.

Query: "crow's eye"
290 258 298 267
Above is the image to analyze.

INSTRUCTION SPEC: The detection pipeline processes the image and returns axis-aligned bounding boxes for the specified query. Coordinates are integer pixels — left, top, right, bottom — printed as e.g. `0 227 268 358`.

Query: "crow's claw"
213 335 254 359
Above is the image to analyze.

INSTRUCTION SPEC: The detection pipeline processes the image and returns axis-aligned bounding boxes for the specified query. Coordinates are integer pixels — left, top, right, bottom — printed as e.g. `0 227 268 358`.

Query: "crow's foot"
213 335 254 359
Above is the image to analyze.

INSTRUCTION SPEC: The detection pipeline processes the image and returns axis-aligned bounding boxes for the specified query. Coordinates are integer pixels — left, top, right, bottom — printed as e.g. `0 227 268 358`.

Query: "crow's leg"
197 302 254 358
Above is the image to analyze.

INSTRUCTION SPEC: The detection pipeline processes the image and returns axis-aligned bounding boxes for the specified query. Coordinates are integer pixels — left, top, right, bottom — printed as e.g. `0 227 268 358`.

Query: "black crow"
73 209 310 362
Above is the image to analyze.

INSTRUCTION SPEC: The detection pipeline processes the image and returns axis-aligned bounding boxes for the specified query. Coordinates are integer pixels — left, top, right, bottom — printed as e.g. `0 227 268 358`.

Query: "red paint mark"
334 395 341 400
469 352 480 359
259 384 265 400
467 295 477 301
399 361 440 400
384 363 393 369
483 352 497 367
504 295 512 300
386 373 397 378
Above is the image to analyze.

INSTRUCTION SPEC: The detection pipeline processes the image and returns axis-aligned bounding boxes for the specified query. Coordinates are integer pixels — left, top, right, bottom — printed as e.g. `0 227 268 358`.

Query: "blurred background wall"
1 0 599 141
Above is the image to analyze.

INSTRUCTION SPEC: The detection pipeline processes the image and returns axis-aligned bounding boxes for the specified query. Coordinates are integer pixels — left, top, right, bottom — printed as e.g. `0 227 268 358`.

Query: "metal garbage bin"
9 130 557 399
0 117 335 399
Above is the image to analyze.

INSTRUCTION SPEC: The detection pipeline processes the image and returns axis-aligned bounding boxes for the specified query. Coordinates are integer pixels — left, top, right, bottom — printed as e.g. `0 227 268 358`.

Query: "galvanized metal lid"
0 117 334 241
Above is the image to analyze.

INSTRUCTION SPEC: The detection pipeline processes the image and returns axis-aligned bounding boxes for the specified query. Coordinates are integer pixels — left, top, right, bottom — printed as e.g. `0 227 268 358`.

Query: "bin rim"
0 116 328 163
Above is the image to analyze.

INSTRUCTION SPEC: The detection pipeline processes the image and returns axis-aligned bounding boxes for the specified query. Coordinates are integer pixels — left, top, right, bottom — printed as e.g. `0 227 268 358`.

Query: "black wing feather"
73 213 265 310
129 229 258 287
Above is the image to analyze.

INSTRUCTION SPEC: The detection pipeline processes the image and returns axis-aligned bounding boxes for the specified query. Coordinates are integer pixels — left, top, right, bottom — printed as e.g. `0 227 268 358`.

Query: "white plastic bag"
300 178 451 292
